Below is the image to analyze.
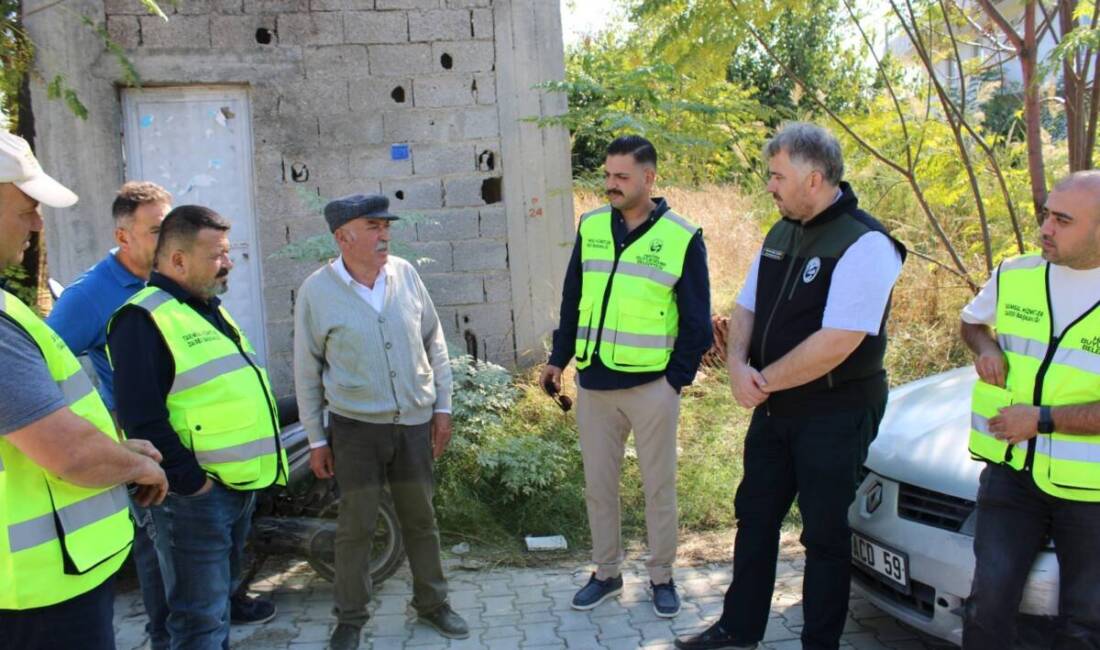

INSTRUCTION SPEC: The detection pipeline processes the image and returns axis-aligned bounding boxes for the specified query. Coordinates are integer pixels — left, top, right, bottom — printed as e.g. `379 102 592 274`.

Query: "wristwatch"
1038 405 1055 434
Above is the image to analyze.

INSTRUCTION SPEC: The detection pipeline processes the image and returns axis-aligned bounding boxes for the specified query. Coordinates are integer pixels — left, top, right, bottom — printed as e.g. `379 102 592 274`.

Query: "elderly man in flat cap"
293 194 466 650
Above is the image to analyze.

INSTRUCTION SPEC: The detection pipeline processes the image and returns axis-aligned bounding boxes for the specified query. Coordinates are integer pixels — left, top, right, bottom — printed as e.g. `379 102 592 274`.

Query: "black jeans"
0 576 116 650
718 403 882 650
964 463 1100 649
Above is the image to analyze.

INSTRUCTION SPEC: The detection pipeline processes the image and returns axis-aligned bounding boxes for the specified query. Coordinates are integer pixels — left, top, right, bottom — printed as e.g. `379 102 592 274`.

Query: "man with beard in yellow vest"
109 205 288 650
540 135 713 618
961 171 1100 648
0 130 168 649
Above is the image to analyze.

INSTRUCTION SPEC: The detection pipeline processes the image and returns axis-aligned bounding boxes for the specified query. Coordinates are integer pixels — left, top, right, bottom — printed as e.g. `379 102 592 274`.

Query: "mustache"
375 241 389 252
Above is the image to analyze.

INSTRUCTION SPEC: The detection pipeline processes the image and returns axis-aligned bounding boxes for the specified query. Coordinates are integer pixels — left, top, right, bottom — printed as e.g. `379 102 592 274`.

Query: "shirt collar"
332 256 388 288
107 249 147 289
612 196 670 224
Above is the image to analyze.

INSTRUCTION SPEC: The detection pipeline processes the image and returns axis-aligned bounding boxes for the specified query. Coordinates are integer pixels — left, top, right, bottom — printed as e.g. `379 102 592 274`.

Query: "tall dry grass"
572 185 972 385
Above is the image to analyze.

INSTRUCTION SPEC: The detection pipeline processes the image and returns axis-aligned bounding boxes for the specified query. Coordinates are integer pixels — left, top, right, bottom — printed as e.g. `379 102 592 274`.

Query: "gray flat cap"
323 193 400 232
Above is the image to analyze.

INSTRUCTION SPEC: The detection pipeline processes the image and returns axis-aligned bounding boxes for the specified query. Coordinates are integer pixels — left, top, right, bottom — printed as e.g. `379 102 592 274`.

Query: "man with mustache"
108 205 288 650
960 171 1100 648
294 194 465 650
677 122 905 650
541 135 713 617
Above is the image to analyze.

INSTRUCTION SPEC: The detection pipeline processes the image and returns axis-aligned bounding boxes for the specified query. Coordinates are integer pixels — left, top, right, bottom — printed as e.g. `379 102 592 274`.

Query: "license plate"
851 532 909 590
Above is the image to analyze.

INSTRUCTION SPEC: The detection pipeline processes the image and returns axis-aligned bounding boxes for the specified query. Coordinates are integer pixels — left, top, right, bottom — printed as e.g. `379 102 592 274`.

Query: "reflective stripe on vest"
0 290 134 610
575 207 698 372
968 255 1100 501
110 287 287 490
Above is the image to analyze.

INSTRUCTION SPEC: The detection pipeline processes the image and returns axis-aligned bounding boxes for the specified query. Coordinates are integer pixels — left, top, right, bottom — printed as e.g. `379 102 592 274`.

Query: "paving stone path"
113 551 953 649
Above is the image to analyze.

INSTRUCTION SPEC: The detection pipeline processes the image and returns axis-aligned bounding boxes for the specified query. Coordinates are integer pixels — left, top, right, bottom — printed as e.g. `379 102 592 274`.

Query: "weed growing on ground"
437 186 972 556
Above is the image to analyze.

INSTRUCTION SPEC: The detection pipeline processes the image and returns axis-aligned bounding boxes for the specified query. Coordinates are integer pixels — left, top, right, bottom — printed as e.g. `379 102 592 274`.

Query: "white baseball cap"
0 131 78 208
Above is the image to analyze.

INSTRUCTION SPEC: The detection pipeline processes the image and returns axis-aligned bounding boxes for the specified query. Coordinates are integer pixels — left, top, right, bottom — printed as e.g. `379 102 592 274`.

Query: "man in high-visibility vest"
540 135 714 618
109 205 287 650
960 171 1100 648
0 130 168 650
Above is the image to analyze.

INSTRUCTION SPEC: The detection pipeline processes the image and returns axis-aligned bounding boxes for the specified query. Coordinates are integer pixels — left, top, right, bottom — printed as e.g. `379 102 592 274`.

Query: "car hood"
865 366 982 501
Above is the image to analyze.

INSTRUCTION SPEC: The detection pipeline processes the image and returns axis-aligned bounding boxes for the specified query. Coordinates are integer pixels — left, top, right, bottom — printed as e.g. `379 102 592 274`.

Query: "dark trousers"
0 576 117 650
331 414 448 628
964 463 1100 649
718 404 882 650
132 501 170 650
150 483 256 650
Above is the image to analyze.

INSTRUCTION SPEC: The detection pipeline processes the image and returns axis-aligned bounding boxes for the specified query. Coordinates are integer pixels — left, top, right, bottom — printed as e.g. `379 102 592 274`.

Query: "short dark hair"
606 135 658 168
154 205 230 261
112 181 171 222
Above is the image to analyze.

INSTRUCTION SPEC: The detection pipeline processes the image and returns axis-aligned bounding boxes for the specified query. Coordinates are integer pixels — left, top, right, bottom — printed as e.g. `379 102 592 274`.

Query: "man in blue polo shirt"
48 181 169 411
48 182 277 645
47 181 173 649
48 182 278 645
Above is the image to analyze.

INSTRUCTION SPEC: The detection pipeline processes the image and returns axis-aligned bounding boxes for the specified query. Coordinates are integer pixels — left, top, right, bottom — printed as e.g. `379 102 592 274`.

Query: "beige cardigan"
293 256 452 445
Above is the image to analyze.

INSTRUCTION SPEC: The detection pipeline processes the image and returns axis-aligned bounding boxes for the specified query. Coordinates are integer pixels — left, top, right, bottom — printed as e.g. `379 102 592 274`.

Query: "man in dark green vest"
960 171 1100 648
541 135 713 618
677 123 906 650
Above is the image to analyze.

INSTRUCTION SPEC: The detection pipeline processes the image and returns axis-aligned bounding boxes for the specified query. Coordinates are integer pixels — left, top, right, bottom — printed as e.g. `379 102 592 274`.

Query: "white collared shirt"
331 256 387 312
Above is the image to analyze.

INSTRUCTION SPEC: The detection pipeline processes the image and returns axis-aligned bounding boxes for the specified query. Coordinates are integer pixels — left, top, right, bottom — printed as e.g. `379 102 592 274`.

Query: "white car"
848 366 1058 646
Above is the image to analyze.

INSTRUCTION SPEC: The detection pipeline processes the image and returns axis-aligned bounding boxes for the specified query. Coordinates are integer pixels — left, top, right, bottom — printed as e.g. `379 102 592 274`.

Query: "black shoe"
230 594 276 625
674 621 758 649
329 623 362 650
571 572 624 610
651 579 681 618
418 603 469 640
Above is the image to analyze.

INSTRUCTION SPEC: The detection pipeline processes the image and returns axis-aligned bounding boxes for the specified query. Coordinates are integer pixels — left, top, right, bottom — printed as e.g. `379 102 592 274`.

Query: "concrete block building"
24 0 574 396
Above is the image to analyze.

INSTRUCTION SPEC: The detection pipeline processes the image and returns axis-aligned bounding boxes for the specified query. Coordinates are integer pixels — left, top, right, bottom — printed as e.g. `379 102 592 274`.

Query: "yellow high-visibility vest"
109 287 287 490
0 289 133 609
575 207 698 372
969 255 1100 501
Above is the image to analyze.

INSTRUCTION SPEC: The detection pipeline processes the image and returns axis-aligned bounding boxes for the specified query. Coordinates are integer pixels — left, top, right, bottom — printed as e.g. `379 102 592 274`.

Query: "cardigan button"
385 342 392 349
390 370 397 378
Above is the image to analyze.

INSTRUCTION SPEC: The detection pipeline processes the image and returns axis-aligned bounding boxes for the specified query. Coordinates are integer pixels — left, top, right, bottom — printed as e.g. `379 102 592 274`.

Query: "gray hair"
763 122 844 185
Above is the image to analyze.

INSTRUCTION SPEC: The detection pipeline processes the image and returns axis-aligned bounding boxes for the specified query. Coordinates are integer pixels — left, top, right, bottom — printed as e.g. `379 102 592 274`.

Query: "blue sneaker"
571 572 624 610
651 580 681 617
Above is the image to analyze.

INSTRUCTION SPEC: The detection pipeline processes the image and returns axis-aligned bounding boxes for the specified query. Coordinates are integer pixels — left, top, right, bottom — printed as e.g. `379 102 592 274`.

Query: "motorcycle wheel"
306 490 406 585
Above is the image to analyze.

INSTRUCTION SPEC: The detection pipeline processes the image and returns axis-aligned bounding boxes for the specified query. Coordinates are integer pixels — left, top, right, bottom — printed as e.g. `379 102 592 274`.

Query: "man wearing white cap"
0 131 167 649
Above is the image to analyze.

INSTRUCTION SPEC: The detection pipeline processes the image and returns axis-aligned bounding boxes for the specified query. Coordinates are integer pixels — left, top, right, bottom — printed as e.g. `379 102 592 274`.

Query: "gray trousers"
331 414 448 627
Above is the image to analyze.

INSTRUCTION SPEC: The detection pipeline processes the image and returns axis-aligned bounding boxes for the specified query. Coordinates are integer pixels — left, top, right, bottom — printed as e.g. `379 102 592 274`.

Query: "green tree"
542 29 764 186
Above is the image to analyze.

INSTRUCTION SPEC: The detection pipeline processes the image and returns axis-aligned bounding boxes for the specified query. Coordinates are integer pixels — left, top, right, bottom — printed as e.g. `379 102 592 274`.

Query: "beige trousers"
576 376 681 584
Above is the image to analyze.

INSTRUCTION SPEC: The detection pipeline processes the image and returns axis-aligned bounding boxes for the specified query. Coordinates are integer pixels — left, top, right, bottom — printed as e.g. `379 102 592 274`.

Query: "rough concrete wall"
23 0 571 398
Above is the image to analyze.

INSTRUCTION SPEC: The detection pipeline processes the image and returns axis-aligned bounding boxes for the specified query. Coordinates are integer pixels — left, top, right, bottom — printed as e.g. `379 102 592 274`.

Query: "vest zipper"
1024 266 1056 473
223 319 286 486
591 232 626 361
760 225 803 415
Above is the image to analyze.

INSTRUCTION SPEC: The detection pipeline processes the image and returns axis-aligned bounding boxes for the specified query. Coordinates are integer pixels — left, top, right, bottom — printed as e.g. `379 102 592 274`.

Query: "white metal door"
121 87 268 364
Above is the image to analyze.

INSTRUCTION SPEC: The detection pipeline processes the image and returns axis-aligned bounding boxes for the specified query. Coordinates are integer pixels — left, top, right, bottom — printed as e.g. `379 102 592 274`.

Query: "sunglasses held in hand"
542 378 573 412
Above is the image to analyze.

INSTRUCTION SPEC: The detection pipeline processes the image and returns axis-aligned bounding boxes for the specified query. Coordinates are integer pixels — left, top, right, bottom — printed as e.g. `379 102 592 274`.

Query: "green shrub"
476 435 571 500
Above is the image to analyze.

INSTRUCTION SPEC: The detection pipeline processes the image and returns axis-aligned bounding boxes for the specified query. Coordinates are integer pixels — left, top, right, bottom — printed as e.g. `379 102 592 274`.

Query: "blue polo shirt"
45 250 145 411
